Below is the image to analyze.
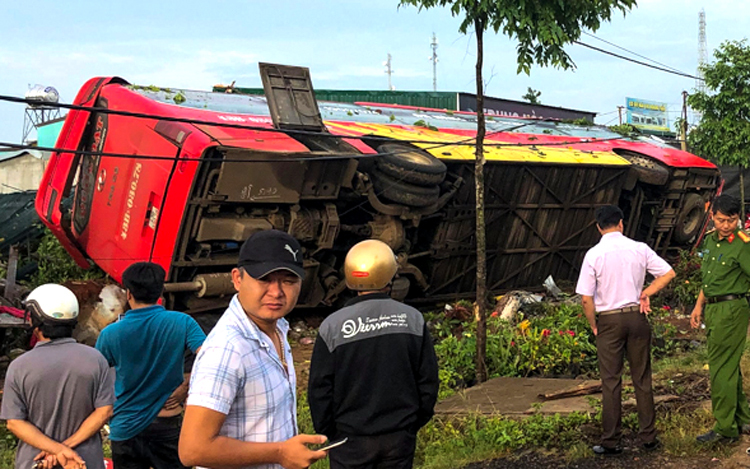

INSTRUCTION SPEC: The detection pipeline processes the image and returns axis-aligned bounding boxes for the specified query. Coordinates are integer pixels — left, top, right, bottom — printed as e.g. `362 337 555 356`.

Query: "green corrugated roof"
0 190 43 252
213 86 459 110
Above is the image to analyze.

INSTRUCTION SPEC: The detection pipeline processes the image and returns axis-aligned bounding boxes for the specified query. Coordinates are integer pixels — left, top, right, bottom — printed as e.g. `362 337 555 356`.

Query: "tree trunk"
474 18 488 384
740 166 746 226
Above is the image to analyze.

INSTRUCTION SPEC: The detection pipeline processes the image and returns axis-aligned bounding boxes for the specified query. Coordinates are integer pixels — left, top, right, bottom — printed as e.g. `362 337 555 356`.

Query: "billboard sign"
626 97 669 132
458 93 596 122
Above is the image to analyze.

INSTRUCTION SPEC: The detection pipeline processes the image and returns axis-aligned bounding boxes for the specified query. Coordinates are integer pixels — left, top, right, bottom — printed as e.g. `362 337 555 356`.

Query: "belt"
598 305 640 316
706 294 747 304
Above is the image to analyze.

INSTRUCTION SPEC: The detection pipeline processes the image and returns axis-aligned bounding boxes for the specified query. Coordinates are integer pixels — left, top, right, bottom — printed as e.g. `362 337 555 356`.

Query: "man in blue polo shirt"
96 262 205 469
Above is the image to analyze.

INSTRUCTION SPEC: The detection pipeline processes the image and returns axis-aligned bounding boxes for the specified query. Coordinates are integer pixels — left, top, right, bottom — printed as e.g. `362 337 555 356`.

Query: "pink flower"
558 330 564 336
511 341 516 347
663 305 672 311
567 330 576 337
542 329 551 338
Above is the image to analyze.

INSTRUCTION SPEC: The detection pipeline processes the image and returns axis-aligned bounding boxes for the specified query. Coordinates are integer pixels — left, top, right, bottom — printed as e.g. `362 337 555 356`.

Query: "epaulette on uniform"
738 230 750 243
705 228 716 235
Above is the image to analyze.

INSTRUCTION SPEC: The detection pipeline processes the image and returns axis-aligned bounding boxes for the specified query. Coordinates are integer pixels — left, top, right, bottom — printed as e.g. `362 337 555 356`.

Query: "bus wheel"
616 151 670 186
370 169 440 207
375 143 447 187
673 193 706 244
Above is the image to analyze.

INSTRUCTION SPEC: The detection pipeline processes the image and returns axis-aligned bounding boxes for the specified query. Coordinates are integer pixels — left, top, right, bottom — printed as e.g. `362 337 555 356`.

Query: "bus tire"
673 193 706 244
618 152 670 186
371 169 440 207
375 143 447 187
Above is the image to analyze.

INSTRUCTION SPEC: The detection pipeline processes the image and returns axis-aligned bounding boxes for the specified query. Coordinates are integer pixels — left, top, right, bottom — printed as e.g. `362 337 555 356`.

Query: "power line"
582 31 687 74
0 132 627 164
597 109 620 116
0 94 633 152
574 41 704 81
0 94 568 148
0 141 378 163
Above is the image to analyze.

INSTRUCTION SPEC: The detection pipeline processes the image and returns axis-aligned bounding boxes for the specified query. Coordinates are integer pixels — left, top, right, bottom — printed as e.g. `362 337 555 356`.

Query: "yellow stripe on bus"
325 121 630 166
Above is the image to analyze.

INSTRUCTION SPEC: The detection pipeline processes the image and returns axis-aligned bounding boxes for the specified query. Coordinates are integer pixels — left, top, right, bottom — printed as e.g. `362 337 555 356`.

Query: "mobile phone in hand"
319 437 348 451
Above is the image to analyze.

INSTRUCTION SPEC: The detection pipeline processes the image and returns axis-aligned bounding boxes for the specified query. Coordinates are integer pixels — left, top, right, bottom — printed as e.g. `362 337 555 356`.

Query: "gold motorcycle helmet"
344 239 399 291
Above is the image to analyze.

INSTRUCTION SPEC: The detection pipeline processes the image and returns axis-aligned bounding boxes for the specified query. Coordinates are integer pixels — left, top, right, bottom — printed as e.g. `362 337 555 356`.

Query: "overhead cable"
0 94 629 149
0 94 546 147
582 32 689 75
574 41 704 81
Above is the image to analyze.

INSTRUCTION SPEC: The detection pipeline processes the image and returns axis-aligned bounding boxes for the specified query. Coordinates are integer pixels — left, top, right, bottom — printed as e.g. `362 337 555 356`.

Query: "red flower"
558 330 564 336
662 305 672 311
490 311 499 317
567 330 576 337
542 329 551 338
511 341 516 347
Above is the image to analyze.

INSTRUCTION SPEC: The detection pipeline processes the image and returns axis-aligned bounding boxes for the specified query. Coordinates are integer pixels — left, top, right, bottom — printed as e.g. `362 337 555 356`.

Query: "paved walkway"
435 376 600 416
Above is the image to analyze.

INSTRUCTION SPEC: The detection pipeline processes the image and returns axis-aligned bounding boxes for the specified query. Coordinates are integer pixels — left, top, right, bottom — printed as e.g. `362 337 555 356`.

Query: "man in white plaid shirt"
179 230 327 469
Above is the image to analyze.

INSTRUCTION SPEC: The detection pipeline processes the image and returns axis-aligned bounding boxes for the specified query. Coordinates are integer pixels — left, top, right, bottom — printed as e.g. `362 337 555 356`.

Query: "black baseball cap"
238 230 305 279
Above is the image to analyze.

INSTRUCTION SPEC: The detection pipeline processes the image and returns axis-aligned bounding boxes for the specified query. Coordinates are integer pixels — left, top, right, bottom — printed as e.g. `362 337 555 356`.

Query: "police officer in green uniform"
691 194 750 443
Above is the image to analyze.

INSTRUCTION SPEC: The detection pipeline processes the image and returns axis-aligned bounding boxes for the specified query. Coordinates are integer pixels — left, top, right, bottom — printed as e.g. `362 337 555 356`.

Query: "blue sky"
1 0 748 144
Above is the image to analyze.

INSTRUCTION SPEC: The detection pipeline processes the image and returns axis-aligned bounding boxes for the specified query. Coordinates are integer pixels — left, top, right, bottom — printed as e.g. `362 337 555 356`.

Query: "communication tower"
697 9 707 94
430 33 439 92
384 54 395 91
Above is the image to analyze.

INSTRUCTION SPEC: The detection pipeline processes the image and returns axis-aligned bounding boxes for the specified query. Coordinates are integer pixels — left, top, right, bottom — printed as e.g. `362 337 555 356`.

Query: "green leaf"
688 40 750 167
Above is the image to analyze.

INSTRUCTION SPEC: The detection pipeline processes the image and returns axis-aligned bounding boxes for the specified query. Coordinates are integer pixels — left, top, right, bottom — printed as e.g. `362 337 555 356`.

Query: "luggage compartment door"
259 63 326 132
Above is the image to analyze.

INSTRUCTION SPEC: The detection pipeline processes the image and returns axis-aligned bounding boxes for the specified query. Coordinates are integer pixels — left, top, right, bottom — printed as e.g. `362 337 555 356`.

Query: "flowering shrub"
431 303 598 395
670 250 703 310
430 302 677 396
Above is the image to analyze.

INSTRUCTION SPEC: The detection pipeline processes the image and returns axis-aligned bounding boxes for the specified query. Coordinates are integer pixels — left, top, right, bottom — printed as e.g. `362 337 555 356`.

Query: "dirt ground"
464 451 720 469
291 341 315 391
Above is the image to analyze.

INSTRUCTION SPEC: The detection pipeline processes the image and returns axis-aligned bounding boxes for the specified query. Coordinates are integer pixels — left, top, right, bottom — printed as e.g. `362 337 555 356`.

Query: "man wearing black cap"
95 262 206 469
180 230 327 469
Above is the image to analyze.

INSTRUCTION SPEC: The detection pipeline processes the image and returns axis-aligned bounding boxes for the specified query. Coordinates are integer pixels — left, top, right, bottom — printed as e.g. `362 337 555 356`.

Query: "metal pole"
5 246 18 301
681 91 689 151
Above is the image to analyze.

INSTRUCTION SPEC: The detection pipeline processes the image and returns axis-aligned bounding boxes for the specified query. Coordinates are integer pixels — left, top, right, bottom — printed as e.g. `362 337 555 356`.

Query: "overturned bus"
35 65 720 315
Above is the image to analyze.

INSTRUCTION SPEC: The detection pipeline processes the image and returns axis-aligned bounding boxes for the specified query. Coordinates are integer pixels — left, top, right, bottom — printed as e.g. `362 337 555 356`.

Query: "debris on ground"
68 282 126 345
544 275 563 298
494 291 543 322
539 382 606 400
288 319 318 344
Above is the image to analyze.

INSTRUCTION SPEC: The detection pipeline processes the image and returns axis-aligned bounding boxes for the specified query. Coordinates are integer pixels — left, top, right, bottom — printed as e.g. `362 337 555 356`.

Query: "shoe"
592 445 623 455
696 430 739 444
642 439 661 451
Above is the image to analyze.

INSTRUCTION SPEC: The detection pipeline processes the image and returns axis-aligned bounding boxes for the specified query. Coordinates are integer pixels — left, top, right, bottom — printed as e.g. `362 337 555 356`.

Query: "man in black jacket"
308 239 439 469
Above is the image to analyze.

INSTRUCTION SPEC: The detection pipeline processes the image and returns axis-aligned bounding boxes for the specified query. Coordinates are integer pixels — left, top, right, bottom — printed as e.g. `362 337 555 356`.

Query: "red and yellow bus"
36 66 719 314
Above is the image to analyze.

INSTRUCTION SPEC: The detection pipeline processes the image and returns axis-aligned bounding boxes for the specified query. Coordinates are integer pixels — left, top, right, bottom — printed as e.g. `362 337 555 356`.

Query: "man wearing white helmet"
1 284 115 469
308 240 439 469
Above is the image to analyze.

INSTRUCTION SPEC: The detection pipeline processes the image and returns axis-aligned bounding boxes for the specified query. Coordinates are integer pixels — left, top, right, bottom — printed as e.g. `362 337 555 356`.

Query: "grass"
657 407 734 459
409 344 741 468
0 422 18 468
653 344 708 377
297 392 331 469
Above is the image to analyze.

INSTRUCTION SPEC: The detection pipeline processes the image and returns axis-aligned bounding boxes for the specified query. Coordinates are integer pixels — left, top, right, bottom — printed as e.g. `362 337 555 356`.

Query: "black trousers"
329 429 417 469
111 415 187 469
596 311 656 448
